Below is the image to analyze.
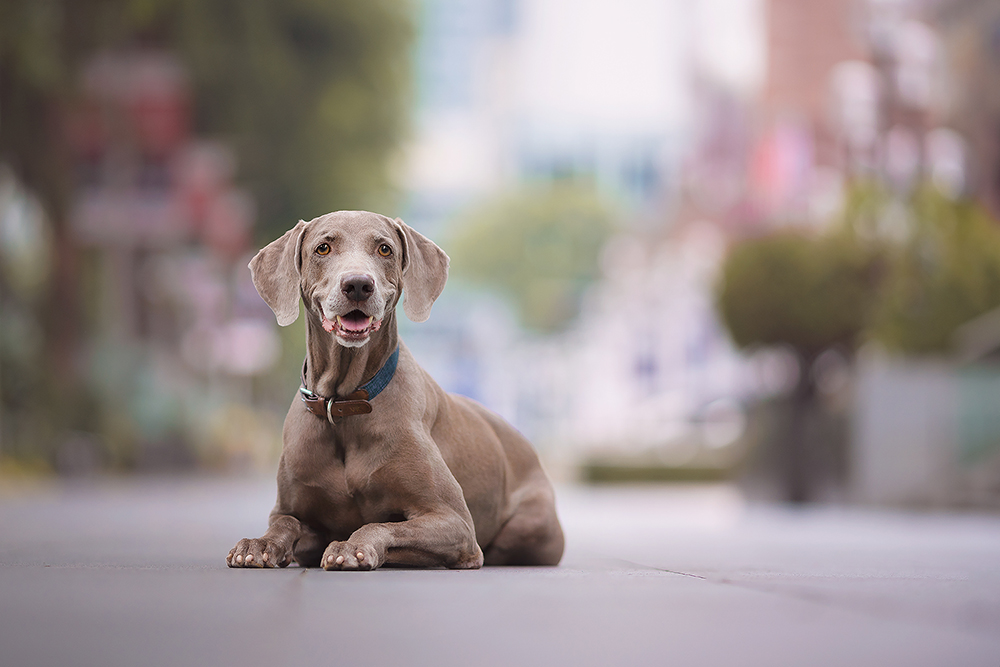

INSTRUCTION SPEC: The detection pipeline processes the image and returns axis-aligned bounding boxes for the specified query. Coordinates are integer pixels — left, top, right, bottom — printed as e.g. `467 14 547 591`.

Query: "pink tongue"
321 316 336 333
341 315 370 331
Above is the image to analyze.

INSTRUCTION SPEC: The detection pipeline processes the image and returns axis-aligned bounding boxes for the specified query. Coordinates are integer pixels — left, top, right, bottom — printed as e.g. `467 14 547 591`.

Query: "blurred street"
3 3 1000 664
1 477 997 667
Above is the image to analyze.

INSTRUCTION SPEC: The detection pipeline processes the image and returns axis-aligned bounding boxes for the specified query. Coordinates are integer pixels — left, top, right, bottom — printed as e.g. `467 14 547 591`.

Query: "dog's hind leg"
483 480 564 566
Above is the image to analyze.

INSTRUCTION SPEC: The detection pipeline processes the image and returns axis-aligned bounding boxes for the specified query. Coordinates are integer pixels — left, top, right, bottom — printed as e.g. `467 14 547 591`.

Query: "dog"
227 211 564 570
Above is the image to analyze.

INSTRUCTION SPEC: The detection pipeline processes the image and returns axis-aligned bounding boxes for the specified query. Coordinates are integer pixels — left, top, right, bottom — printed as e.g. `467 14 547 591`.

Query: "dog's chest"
282 437 391 532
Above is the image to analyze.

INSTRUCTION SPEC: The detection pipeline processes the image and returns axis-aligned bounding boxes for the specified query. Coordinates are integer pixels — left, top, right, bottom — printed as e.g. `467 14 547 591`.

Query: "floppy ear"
248 219 309 326
393 217 449 322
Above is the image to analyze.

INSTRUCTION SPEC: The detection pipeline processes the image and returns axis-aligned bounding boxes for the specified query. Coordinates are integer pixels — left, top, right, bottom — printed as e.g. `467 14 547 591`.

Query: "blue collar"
299 346 400 423
357 345 399 400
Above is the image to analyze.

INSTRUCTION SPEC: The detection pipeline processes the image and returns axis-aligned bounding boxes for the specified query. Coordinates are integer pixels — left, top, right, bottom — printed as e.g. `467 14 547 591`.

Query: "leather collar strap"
299 346 400 424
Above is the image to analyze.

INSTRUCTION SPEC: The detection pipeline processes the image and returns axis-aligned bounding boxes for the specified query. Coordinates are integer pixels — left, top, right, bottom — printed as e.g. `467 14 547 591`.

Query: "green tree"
717 231 880 358
715 184 1000 502
716 229 882 502
448 183 615 333
0 0 414 239
872 188 1000 354
0 0 413 464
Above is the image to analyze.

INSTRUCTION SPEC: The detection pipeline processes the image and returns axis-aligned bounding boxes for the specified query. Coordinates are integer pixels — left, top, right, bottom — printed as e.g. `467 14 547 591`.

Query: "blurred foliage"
447 183 615 333
871 188 1000 354
716 230 881 359
718 182 1000 359
838 179 894 241
715 182 1000 502
0 0 414 238
172 0 413 238
0 0 413 468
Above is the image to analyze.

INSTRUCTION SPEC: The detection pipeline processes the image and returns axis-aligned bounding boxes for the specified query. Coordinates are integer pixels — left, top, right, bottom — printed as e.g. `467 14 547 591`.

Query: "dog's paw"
227 537 291 569
321 541 379 571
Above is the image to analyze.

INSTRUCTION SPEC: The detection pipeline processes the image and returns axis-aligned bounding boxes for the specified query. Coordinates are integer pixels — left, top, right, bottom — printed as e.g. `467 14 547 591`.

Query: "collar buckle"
326 394 373 424
298 346 399 425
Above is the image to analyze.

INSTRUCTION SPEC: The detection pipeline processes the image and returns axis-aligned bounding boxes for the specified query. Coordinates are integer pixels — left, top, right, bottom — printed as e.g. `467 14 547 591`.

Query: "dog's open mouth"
322 310 382 341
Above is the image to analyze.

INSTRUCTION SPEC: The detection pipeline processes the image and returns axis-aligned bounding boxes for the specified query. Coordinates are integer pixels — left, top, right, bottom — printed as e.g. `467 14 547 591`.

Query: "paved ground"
1 476 998 667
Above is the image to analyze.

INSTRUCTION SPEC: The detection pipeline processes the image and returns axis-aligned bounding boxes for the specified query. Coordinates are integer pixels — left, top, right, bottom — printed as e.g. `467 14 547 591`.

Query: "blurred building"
751 0 1000 506
685 0 979 229
400 0 765 473
755 0 869 221
398 0 1000 497
60 51 281 472
852 348 1000 508
933 0 1000 217
403 0 693 233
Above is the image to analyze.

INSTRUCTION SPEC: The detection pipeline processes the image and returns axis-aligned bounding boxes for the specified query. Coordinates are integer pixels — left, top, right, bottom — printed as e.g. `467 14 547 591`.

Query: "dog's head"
249 211 449 347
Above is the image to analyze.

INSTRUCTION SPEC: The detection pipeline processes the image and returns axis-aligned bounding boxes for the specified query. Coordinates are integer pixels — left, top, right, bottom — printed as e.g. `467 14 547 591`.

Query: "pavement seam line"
616 557 998 639
615 559 707 579
637 563 1000 641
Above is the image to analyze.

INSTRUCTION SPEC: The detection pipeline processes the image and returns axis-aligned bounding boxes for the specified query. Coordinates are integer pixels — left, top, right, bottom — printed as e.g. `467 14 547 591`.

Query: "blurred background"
1 0 999 508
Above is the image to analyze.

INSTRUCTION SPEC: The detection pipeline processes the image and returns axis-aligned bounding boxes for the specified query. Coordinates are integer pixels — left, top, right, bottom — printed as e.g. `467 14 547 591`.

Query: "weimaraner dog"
227 210 564 570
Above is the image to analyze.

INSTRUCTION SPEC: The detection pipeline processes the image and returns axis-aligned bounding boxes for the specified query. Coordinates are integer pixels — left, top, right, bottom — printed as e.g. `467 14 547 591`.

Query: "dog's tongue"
341 313 371 331
322 313 372 333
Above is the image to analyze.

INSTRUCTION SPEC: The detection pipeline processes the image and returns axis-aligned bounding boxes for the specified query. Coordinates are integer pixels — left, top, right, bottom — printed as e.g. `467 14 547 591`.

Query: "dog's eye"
378 244 392 257
316 243 331 256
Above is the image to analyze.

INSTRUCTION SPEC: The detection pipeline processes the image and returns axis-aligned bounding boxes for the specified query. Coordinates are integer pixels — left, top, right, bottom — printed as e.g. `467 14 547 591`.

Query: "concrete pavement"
1 476 998 666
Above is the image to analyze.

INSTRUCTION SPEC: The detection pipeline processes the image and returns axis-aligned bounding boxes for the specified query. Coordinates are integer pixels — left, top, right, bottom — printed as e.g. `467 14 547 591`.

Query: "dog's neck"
304 309 399 400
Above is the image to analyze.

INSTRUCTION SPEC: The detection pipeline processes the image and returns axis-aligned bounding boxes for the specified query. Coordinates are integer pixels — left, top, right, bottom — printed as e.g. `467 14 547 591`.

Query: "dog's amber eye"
316 243 331 256
378 244 392 257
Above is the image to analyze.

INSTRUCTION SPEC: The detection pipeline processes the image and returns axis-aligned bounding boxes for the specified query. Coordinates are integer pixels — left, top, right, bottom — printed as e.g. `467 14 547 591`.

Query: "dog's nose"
341 274 375 302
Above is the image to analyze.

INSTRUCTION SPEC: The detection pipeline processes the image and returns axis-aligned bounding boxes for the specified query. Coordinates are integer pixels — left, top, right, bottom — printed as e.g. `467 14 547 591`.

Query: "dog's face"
249 211 449 347
299 212 400 347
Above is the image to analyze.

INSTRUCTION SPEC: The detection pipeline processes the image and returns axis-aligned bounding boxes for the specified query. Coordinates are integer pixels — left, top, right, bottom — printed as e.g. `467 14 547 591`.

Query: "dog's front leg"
227 514 302 568
320 512 483 571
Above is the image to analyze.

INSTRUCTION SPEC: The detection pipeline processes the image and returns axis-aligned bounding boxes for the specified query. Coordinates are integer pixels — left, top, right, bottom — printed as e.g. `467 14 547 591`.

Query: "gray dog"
227 210 564 570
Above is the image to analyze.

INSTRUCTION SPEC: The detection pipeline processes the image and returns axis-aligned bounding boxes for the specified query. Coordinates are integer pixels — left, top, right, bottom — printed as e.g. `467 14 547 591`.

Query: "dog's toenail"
336 555 344 564
246 554 253 563
236 555 243 563
262 553 269 563
356 552 364 561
